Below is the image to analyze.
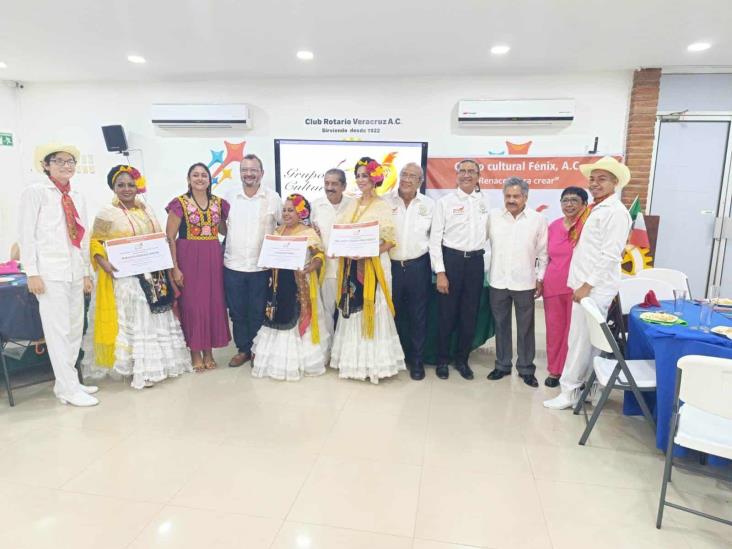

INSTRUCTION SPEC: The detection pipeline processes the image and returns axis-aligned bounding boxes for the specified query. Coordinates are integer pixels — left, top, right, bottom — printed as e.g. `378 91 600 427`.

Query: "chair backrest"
618 277 675 314
677 355 732 420
636 268 691 297
580 297 618 355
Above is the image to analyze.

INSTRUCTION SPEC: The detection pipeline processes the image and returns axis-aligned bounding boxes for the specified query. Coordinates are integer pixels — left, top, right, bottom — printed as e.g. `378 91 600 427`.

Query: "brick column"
622 68 662 208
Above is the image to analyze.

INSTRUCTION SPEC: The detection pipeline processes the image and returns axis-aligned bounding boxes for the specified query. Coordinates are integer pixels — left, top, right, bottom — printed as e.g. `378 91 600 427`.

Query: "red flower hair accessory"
108 164 147 194
357 158 385 186
287 193 311 222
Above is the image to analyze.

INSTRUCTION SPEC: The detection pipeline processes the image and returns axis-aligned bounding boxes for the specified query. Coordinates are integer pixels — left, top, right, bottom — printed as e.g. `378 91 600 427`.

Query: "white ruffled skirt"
330 288 406 384
112 277 192 389
251 302 330 381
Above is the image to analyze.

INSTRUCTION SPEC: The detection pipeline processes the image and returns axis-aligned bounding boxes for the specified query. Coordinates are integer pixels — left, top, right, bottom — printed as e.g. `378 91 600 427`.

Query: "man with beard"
311 168 353 334
223 154 282 367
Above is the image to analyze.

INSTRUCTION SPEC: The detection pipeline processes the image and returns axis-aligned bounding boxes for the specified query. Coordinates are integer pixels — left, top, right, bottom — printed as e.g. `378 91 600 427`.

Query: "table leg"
0 338 15 407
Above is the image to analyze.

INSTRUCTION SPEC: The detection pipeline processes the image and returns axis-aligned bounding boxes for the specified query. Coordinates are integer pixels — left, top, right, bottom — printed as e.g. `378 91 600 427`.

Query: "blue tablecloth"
626 300 732 459
0 274 44 341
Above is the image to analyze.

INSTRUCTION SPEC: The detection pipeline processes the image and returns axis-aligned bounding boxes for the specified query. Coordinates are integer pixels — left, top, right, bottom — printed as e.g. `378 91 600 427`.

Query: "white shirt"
487 207 548 291
310 194 354 279
429 188 489 273
385 190 434 261
18 182 90 282
223 185 282 272
568 194 632 294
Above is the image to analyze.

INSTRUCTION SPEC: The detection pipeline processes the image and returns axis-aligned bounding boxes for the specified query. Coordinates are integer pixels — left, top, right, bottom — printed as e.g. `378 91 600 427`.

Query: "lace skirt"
330 288 405 384
112 277 192 389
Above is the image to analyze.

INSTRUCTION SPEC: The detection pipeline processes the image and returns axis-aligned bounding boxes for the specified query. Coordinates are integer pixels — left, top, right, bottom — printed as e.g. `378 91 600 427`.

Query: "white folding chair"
636 267 692 298
657 355 732 529
618 277 676 314
572 297 657 445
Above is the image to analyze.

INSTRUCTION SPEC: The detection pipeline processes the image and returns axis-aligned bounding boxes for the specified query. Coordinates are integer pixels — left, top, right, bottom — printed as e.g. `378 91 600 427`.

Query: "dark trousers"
391 253 431 365
489 286 536 375
223 268 269 354
436 249 484 364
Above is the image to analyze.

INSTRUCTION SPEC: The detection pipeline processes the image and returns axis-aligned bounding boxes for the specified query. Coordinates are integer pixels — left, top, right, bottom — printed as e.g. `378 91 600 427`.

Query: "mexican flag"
628 196 650 248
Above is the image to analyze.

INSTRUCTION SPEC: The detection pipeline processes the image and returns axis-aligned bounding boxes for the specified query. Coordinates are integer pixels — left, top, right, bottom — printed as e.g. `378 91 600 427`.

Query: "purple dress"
166 195 231 351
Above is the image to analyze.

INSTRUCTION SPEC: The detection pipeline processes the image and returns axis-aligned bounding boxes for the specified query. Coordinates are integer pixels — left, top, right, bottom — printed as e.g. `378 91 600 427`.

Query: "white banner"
275 139 427 205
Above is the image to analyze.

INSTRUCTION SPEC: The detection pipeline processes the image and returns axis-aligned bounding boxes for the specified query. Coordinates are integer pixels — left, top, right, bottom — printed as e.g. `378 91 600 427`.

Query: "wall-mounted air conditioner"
151 103 252 129
457 99 575 126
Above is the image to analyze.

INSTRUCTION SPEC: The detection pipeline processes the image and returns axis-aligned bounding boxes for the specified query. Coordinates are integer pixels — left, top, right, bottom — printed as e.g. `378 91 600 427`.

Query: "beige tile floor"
1 308 731 549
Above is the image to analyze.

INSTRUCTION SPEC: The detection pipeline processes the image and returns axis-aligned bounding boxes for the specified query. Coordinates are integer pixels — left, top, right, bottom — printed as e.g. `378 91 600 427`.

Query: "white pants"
36 279 84 398
321 278 339 336
559 289 617 393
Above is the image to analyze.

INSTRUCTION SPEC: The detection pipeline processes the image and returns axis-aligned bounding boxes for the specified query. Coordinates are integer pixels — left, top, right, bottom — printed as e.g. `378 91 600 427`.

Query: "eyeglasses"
457 169 478 176
560 197 582 204
50 158 77 167
400 173 421 181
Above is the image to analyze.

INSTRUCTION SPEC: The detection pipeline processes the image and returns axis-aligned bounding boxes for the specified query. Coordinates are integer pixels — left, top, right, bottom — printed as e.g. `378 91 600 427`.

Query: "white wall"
1 71 632 257
0 82 22 258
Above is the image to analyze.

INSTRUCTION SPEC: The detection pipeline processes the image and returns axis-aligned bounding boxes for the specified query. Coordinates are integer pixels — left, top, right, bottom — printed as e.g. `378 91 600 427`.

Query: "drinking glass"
699 299 715 333
673 289 688 315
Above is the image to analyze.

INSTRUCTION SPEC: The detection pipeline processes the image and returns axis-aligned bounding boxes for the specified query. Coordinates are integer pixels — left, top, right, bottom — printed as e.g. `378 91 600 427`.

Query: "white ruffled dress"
251 294 330 381
329 252 406 384
112 277 192 389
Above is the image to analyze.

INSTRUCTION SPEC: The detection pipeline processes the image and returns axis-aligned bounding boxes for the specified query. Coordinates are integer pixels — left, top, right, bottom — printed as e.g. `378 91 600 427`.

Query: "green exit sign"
0 133 13 146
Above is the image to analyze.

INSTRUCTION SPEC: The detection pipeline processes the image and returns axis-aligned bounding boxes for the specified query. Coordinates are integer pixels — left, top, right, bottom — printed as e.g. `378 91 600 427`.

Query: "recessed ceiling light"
296 50 314 61
687 42 711 52
490 45 510 55
0 62 7 69
127 55 146 64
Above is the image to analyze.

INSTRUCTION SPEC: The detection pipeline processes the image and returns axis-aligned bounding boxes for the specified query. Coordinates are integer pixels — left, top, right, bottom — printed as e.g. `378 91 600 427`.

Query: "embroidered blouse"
166 194 230 241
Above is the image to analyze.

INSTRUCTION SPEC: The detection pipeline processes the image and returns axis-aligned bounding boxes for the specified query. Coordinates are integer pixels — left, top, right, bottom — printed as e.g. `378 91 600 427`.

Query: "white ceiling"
1 0 731 82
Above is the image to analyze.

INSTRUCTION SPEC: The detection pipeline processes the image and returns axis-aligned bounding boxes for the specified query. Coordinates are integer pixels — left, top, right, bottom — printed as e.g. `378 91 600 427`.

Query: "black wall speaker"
101 125 128 152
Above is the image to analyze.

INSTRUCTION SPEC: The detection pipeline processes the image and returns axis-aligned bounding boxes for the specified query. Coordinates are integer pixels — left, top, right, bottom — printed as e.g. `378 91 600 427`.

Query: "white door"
649 120 731 298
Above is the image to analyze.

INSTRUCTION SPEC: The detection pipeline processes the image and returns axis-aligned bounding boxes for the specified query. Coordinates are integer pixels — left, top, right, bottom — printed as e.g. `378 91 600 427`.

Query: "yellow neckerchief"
275 223 326 344
335 196 396 338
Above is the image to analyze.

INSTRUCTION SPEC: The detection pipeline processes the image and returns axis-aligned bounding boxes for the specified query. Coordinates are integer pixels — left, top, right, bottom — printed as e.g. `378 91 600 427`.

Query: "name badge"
452 206 465 216
391 207 399 215
418 205 429 216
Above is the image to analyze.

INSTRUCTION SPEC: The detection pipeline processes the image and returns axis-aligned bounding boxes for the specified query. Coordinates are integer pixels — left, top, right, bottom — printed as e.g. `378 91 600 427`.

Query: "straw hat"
579 156 631 188
33 142 80 173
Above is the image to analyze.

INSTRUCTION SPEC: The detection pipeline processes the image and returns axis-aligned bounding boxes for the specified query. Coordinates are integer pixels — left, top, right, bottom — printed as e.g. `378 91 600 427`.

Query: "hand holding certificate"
105 232 174 278
257 234 309 270
327 220 380 258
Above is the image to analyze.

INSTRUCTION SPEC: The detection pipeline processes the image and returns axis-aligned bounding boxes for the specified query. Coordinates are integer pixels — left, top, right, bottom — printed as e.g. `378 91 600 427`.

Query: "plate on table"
640 311 679 324
710 326 732 339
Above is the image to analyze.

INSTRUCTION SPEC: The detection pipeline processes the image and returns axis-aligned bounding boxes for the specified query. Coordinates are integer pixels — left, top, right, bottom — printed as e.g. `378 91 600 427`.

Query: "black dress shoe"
454 363 474 380
520 374 539 388
486 369 509 381
410 362 425 381
435 364 449 380
544 376 560 388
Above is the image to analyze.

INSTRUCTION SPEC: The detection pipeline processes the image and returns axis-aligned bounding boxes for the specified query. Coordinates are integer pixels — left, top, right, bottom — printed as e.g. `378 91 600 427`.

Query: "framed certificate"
327 220 380 258
105 232 174 278
257 234 309 270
